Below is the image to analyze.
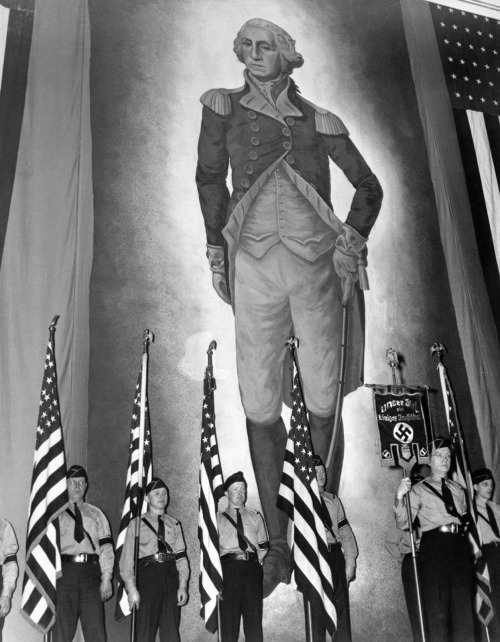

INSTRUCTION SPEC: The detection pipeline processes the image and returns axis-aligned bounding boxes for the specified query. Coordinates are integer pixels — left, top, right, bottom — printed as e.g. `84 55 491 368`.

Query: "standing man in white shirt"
312 455 357 641
52 465 114 642
0 517 18 642
473 467 500 641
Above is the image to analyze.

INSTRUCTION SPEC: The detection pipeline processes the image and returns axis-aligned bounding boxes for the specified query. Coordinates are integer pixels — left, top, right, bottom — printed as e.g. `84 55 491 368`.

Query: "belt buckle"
244 551 250 561
450 524 458 534
75 554 85 563
157 552 167 563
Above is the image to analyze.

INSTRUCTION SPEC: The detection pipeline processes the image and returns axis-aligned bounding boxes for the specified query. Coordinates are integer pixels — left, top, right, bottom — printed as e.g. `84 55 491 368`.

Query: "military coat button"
244 165 254 175
237 192 244 200
283 141 292 151
241 178 251 189
251 137 260 146
282 128 291 137
247 110 257 120
248 151 258 160
251 123 260 132
286 117 296 126
286 155 295 164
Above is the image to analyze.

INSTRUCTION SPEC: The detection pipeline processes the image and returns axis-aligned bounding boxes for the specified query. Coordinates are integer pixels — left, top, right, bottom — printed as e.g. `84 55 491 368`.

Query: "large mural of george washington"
195 17 383 598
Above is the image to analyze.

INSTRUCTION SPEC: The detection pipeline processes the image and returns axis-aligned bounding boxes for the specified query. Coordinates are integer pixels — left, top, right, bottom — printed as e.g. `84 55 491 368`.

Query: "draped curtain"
0 0 92 638
400 0 500 487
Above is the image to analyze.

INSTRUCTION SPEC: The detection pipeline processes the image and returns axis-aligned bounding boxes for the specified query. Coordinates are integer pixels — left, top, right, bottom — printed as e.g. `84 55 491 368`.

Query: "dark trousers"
309 544 351 642
418 530 475 642
136 560 180 642
52 561 106 642
481 543 500 642
220 559 263 642
402 553 427 642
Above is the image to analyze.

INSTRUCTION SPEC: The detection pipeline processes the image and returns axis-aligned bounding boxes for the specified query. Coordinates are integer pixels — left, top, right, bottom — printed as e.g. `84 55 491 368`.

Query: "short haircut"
234 18 304 75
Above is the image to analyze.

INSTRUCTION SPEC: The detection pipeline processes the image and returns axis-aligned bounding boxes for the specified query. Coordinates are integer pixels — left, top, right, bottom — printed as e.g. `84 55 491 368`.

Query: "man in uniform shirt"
395 438 475 642
385 463 430 642
196 17 383 597
120 478 189 642
472 468 500 641
52 465 114 642
0 517 18 642
218 471 268 642
312 455 357 642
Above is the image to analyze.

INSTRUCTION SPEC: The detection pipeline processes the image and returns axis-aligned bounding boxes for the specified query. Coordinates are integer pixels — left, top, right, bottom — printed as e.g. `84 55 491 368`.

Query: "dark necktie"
486 504 500 539
320 496 334 531
236 509 248 551
158 516 167 553
441 479 459 517
74 503 85 544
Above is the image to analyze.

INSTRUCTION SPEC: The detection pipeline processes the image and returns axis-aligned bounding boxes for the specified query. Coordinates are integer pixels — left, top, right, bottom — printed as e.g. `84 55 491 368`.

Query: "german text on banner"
371 385 430 467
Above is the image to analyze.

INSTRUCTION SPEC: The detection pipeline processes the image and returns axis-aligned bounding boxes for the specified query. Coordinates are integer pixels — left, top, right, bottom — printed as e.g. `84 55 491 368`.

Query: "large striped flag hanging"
114 367 153 621
429 2 500 335
435 353 493 626
198 341 224 633
21 322 68 634
277 366 337 637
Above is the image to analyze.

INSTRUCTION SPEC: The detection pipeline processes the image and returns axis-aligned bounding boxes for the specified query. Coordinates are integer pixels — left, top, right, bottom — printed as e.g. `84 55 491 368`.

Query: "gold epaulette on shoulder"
315 110 349 136
200 86 244 116
300 97 349 136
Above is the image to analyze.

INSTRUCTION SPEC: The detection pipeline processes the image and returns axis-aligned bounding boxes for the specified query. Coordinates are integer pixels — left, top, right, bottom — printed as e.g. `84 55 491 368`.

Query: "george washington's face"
240 25 282 81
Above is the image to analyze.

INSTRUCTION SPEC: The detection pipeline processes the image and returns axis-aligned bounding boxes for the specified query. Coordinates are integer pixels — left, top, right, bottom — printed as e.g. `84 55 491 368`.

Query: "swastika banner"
371 385 430 468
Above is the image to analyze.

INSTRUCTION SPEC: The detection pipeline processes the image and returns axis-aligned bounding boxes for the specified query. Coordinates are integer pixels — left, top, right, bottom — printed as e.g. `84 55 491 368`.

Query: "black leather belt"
327 542 340 552
436 523 466 535
483 541 500 548
61 554 99 563
140 552 176 564
221 552 258 562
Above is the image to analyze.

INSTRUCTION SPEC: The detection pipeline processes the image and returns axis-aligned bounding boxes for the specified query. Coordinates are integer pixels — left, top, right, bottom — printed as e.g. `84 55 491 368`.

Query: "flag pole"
401 466 427 642
387 348 427 642
285 337 314 642
130 329 154 642
431 343 492 639
206 340 221 642
45 318 57 642
431 343 474 501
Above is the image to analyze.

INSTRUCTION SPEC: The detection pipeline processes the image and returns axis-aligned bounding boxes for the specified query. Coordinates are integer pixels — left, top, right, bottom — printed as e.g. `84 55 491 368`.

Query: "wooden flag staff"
130 329 154 642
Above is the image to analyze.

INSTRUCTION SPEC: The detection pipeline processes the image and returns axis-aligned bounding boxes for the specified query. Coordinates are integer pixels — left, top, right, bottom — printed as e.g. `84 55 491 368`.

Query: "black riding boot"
246 416 291 597
309 412 344 495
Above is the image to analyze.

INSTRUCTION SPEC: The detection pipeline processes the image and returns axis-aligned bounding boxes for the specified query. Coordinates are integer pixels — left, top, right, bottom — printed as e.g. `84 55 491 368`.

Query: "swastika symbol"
393 422 414 443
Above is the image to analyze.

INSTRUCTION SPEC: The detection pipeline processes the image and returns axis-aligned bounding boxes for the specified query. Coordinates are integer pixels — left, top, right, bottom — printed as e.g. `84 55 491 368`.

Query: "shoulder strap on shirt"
66 508 96 552
222 512 257 553
422 481 462 521
141 517 174 553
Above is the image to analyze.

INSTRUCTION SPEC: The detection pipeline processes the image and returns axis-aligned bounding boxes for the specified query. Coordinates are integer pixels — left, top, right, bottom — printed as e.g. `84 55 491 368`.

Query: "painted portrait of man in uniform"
195 17 382 598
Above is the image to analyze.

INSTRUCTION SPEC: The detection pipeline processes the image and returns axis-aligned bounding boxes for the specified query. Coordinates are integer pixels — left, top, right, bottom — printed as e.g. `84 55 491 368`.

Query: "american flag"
430 3 500 334
437 360 493 626
277 371 337 636
21 334 68 634
114 368 153 621
198 369 224 633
